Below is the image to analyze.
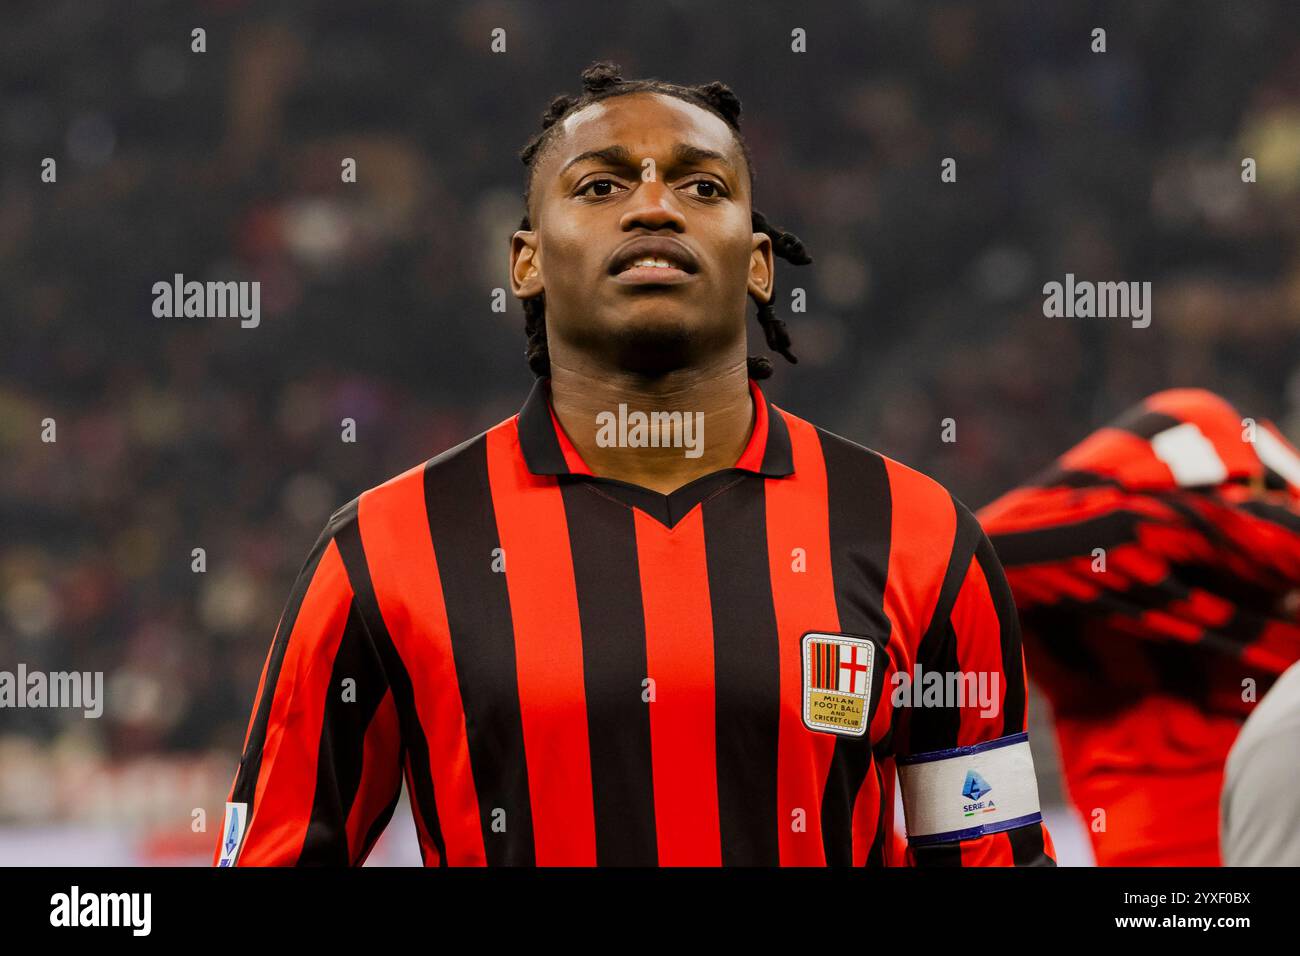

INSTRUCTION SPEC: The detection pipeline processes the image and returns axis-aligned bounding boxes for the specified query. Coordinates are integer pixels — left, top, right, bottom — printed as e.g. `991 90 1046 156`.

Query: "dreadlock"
516 61 812 381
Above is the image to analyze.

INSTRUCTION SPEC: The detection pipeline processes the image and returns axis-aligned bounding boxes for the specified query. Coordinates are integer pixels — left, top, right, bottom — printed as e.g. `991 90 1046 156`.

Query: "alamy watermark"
890 664 1001 719
152 273 260 327
1042 273 1151 328
50 886 151 936
0 664 103 718
596 404 704 459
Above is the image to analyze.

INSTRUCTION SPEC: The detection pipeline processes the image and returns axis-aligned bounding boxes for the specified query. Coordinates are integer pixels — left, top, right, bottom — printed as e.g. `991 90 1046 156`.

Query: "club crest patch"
801 632 876 737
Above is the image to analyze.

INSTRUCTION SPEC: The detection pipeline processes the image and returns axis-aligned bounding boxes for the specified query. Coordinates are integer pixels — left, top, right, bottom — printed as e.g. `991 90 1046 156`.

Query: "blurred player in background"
979 389 1300 865
1220 657 1300 865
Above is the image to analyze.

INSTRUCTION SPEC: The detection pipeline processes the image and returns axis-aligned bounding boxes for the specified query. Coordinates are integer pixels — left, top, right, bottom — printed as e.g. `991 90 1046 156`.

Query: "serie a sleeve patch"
896 732 1042 845
217 801 249 867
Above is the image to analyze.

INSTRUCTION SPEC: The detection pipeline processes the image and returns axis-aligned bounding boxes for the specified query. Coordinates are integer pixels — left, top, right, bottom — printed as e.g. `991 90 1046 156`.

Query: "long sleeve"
894 516 1057 866
216 502 405 866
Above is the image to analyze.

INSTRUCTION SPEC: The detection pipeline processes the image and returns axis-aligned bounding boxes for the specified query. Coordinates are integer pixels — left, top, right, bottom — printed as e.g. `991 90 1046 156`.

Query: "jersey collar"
517 376 795 479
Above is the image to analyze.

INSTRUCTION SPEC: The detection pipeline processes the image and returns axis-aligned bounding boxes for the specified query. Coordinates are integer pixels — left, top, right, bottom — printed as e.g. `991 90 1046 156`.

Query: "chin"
562 299 735 375
610 317 698 374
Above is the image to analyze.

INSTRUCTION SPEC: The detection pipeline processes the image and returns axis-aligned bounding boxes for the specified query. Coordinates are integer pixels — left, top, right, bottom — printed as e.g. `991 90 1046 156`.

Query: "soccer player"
979 388 1300 866
216 62 1055 867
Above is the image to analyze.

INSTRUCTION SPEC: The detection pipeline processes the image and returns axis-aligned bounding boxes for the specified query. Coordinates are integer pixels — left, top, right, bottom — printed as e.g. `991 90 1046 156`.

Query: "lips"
608 236 700 277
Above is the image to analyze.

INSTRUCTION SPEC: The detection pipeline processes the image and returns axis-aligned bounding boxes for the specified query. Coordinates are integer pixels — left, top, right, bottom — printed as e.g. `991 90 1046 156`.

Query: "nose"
619 178 686 233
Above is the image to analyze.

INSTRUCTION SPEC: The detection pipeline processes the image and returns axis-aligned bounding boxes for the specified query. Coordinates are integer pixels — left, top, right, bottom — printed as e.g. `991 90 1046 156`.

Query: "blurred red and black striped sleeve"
215 499 405 866
981 479 1300 677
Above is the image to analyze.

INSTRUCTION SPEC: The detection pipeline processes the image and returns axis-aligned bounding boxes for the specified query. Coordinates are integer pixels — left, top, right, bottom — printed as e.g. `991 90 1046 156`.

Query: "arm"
216 502 404 866
895 513 1056 866
981 402 1300 661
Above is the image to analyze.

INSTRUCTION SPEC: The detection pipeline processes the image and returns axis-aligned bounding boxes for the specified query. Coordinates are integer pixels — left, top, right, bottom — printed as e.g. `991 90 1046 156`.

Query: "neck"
548 356 755 495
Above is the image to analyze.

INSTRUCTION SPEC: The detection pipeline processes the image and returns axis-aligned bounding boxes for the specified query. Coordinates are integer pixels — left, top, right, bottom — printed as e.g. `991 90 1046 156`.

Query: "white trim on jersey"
1255 426 1300 490
1150 422 1229 487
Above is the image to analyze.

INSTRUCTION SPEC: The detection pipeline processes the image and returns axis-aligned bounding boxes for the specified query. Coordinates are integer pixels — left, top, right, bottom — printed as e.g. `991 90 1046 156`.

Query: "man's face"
511 92 774 376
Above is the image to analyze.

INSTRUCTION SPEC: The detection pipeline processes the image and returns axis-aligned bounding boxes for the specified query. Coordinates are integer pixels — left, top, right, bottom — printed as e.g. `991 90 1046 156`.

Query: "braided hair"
517 61 811 380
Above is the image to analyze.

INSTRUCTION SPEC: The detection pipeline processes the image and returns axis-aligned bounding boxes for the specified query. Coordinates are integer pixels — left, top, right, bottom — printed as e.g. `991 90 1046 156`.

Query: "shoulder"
324 416 514 537
785 414 993 645
787 410 975 547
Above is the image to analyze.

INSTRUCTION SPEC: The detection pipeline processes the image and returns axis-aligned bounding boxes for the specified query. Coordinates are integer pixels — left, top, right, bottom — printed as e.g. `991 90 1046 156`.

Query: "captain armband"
896 732 1043 846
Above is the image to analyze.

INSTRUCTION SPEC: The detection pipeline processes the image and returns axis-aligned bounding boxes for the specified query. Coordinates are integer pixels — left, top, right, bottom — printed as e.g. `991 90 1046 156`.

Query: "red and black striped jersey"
979 388 1300 720
978 389 1300 864
217 378 1055 867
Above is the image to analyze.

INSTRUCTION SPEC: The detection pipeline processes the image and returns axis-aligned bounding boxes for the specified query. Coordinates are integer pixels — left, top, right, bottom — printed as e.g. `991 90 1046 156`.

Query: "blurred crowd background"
1 0 1297 864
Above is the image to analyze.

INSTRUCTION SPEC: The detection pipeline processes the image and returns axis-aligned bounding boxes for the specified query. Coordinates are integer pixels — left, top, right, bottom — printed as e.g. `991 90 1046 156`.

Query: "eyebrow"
560 142 738 178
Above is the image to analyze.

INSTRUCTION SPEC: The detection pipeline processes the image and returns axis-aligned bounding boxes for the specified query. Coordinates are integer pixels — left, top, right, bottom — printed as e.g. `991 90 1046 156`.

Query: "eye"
684 179 726 199
575 178 625 198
